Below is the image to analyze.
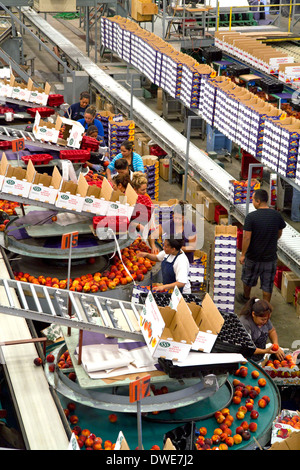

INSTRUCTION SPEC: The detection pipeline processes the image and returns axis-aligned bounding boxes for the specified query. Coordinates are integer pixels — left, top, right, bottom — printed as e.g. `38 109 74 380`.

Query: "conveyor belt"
0 124 63 152
0 278 144 341
0 251 70 449
18 7 300 277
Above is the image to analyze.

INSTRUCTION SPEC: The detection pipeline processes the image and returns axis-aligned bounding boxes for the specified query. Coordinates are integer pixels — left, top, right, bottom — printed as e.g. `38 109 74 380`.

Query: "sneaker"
235 293 250 304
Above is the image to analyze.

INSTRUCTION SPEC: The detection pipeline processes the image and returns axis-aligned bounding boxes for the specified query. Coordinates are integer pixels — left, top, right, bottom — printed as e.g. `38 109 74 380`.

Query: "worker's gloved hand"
91 164 102 172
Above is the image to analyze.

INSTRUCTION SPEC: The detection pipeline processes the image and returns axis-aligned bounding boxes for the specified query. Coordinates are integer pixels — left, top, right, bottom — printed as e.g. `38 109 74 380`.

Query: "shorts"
241 258 277 294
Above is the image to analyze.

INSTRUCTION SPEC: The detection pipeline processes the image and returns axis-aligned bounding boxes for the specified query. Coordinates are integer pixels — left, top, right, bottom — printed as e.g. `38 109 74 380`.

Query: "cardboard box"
203 194 219 222
33 111 60 144
195 190 209 206
140 289 199 361
28 166 61 205
131 0 153 21
281 271 300 303
33 0 76 12
136 0 158 15
55 172 88 212
269 430 300 450
56 116 85 149
11 75 33 102
0 75 14 98
29 82 51 106
159 158 169 181
157 87 163 110
182 175 202 207
0 153 35 198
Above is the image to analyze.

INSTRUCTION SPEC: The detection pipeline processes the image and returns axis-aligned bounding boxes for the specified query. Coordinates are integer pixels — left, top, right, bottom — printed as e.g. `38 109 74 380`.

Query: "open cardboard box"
0 153 35 198
30 81 51 106
56 115 85 149
55 172 88 212
0 74 14 98
170 289 224 353
11 74 33 102
33 110 60 144
140 288 199 361
269 430 300 450
28 165 62 205
83 177 138 218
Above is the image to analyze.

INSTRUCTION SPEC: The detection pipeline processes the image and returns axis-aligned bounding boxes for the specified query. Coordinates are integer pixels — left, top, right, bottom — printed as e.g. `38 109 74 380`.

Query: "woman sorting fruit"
130 172 153 237
137 237 191 294
78 106 105 140
64 91 90 121
112 173 131 193
106 140 144 181
238 297 285 363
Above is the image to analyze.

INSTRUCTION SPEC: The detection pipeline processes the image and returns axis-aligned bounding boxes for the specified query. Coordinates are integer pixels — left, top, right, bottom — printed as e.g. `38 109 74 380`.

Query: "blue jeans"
291 187 300 222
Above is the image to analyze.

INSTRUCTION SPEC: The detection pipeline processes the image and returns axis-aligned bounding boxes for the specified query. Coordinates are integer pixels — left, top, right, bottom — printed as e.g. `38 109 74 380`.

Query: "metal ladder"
0 278 144 341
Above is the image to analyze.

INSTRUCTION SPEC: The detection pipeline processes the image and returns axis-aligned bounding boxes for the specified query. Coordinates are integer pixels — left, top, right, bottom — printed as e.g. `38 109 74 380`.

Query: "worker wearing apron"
136 237 191 294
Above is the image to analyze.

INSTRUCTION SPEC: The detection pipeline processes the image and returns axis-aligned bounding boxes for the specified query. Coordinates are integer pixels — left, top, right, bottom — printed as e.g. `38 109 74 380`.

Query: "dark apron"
161 251 183 293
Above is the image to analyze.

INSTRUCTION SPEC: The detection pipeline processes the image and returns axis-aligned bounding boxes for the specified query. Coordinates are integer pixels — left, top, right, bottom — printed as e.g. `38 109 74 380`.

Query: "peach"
236 426 244 435
249 422 258 433
242 430 251 441
258 398 267 408
225 436 234 447
236 410 245 420
211 434 221 444
69 415 79 425
85 437 94 448
251 370 260 379
232 395 242 405
219 443 228 450
221 408 230 417
213 428 223 436
233 434 243 445
250 410 259 419
258 378 267 387
199 427 207 436
262 395 270 404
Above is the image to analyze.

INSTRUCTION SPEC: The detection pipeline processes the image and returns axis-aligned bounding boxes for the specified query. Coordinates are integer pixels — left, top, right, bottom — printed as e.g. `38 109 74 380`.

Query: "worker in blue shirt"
64 91 90 121
78 106 105 140
106 140 144 182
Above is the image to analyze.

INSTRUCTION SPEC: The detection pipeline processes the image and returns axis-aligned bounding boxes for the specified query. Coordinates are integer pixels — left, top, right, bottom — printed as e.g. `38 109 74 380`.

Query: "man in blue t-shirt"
237 189 286 303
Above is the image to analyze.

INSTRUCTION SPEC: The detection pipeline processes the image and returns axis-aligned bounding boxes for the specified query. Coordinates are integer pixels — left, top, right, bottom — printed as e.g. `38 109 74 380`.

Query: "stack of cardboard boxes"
213 225 237 314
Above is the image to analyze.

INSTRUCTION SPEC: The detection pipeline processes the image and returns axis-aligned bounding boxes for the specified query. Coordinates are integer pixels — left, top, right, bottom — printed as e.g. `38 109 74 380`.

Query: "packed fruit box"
271 410 300 444
262 351 300 385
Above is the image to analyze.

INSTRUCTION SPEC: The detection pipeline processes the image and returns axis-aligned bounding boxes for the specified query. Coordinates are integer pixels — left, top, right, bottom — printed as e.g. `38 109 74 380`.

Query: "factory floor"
19 12 300 352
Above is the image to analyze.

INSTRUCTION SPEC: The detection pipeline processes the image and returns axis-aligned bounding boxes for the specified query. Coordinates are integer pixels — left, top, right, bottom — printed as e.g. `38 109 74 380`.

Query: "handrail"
215 1 298 33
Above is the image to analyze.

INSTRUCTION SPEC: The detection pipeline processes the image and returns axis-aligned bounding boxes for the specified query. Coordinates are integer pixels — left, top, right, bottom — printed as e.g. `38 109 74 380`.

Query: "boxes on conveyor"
229 179 260 205
108 119 135 161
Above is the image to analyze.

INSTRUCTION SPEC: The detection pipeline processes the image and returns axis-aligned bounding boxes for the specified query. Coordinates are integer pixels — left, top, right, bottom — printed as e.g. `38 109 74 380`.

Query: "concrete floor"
18 11 300 351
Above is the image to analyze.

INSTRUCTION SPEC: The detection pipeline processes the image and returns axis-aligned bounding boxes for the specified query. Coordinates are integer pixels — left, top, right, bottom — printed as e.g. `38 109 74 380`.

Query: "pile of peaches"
64 402 117 450
0 199 19 231
14 238 155 292
84 170 103 188
195 365 271 450
263 354 299 381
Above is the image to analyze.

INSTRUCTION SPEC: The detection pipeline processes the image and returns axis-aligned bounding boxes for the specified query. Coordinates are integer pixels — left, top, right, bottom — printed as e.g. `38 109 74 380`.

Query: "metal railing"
215 1 300 33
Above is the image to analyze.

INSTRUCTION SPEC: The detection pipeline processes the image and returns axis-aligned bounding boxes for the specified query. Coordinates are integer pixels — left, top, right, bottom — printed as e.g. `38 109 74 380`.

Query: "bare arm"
239 230 251 265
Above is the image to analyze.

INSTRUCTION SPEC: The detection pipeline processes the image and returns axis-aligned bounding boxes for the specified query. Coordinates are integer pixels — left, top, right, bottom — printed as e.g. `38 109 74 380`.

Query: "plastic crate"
158 357 239 379
21 154 53 165
138 292 203 306
0 141 12 150
211 312 256 357
47 94 64 107
59 149 90 163
27 107 54 118
240 150 263 180
81 135 100 151
0 106 14 115
214 204 228 224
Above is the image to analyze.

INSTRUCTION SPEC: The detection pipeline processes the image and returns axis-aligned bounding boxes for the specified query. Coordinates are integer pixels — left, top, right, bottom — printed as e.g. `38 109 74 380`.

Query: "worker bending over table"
137 237 191 294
